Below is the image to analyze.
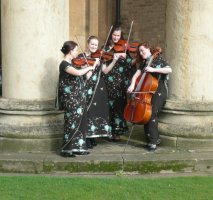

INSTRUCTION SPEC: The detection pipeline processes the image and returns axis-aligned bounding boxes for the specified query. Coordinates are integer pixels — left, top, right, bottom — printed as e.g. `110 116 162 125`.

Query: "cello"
123 48 161 124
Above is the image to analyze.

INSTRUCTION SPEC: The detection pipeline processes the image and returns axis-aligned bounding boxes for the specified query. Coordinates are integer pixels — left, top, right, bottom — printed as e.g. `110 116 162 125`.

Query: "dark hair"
106 25 124 47
61 41 78 55
136 41 162 64
87 35 99 44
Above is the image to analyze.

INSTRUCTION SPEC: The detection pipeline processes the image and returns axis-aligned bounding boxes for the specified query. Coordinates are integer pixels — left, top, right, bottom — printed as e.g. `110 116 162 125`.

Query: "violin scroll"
152 46 162 58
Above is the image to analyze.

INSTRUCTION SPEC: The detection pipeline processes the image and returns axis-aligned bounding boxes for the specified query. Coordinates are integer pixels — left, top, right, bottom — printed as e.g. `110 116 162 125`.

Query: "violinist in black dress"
102 26 136 141
77 36 112 148
58 41 99 156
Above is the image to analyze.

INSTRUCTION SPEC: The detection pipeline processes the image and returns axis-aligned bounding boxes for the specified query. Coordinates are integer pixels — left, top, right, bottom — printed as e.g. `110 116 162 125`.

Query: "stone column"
160 0 213 149
89 0 116 45
69 0 88 49
0 0 69 152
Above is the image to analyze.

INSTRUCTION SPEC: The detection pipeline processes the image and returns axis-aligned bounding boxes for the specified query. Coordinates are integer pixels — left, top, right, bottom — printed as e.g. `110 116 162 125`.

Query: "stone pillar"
160 0 213 149
0 0 69 152
69 0 88 48
88 0 116 45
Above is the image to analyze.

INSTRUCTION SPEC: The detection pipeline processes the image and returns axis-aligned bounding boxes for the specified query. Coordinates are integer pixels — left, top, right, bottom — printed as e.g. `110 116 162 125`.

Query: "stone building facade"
0 0 212 152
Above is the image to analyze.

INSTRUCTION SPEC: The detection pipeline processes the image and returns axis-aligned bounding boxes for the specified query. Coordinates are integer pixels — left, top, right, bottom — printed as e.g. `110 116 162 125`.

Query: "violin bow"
125 20 134 54
100 25 113 59
74 35 90 68
102 25 113 51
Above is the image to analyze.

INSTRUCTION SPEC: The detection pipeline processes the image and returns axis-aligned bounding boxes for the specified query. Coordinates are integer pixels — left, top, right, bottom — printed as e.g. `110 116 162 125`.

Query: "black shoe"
144 139 161 149
156 138 161 145
90 138 97 146
147 143 157 151
110 134 121 142
123 126 129 134
86 138 93 149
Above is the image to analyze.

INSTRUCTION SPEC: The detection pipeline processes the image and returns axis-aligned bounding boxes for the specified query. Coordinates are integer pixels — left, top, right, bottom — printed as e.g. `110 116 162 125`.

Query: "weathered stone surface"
0 98 57 111
0 110 64 152
160 0 213 144
159 111 213 138
0 139 213 174
1 0 69 100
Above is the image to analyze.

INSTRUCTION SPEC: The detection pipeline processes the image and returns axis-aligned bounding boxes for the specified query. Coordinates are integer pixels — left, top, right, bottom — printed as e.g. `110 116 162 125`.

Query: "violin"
72 57 96 67
113 21 138 55
91 50 113 61
114 40 139 53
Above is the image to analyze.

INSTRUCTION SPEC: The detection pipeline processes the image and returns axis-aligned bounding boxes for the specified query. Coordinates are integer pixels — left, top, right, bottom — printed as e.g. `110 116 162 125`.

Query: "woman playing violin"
127 42 172 151
58 41 99 157
103 25 136 141
78 36 112 148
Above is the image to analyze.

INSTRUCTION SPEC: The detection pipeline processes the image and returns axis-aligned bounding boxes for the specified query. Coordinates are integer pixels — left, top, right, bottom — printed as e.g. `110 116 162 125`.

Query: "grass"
0 175 213 200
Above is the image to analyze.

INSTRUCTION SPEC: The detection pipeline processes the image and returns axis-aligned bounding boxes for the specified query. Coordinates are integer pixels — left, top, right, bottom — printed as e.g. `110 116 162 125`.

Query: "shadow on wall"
40 57 59 109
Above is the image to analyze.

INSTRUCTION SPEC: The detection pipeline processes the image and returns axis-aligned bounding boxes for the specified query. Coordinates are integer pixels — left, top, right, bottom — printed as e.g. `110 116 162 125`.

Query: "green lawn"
0 175 212 200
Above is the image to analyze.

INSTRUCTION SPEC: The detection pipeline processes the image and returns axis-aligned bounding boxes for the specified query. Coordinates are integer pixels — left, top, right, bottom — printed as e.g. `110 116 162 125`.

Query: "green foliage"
0 175 213 200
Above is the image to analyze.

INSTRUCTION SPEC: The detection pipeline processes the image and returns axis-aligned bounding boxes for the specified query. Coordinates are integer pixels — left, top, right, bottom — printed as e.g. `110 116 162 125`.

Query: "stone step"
0 138 213 175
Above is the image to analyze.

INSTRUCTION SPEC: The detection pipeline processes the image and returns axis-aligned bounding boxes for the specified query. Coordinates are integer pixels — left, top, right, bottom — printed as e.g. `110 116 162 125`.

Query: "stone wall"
69 0 116 49
120 0 167 50
68 0 167 49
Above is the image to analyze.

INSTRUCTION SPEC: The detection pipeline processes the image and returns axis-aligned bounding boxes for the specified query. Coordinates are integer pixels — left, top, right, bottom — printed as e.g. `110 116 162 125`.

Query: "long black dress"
103 46 134 136
58 60 89 155
86 65 112 138
78 54 112 139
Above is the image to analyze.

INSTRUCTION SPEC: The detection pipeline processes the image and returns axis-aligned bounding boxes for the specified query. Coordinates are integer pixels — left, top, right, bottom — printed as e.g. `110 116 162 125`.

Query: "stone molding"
164 99 213 112
159 112 213 139
0 109 63 116
0 112 64 138
0 97 58 111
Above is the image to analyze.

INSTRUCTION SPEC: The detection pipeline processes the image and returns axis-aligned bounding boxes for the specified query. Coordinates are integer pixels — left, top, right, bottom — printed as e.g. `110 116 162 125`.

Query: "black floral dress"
78 54 112 138
103 47 133 136
58 60 88 155
139 55 169 144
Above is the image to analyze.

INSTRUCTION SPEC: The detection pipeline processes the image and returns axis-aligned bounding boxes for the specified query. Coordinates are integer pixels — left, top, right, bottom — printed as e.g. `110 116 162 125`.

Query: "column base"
0 138 63 153
159 135 213 151
0 109 64 152
128 123 213 151
158 100 213 150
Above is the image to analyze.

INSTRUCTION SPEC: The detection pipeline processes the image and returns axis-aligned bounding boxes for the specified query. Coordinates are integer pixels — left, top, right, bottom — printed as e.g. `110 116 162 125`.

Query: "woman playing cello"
127 42 172 151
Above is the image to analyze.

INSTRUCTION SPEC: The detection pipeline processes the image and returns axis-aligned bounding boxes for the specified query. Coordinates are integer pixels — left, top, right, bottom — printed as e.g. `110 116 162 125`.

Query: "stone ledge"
0 97 58 111
0 109 64 115
0 150 213 174
1 125 213 152
158 112 213 139
164 99 213 112
0 138 62 152
0 110 64 140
